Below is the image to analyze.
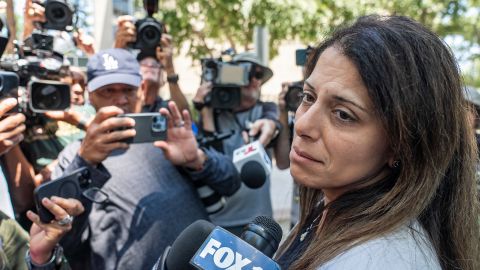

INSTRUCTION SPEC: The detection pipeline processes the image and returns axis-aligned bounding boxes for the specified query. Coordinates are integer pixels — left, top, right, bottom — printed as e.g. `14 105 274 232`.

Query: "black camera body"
132 17 163 55
0 48 71 116
285 81 304 112
40 0 74 31
130 0 162 57
201 58 252 110
34 167 91 223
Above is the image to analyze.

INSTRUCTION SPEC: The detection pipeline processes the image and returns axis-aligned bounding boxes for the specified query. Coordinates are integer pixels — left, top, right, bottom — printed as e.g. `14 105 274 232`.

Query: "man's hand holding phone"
26 196 84 265
78 106 135 165
0 98 26 156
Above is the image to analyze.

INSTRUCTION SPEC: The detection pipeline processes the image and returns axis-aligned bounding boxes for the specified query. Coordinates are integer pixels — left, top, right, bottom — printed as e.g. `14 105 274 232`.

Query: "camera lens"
151 115 166 132
33 85 62 110
217 89 233 103
46 2 69 24
51 6 66 20
139 23 161 48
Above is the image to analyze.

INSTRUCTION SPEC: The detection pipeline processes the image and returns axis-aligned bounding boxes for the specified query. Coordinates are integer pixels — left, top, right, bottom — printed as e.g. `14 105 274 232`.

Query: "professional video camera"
130 0 163 57
201 57 253 110
0 38 70 115
35 0 75 31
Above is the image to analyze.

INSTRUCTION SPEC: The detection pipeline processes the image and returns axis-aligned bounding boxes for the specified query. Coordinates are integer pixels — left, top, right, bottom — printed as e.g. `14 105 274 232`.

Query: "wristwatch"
25 245 64 270
167 74 179 83
193 101 205 111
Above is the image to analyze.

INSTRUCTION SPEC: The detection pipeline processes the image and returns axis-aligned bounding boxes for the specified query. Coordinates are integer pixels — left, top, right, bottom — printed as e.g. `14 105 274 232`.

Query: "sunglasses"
250 69 264 80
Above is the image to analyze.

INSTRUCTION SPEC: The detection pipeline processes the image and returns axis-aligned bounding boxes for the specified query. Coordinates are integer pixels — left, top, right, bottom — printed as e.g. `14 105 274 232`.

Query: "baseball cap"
87 48 142 92
232 52 273 85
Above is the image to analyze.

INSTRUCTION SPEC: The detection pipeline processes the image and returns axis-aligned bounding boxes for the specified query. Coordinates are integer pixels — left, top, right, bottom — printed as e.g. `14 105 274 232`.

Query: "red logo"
243 145 256 156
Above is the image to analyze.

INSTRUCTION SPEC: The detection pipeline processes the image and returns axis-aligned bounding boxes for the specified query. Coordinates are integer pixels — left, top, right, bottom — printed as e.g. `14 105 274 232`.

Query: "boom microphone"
153 216 283 270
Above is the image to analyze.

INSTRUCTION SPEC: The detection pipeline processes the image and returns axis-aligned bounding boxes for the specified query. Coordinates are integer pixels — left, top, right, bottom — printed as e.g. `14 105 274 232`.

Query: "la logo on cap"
102 54 118 70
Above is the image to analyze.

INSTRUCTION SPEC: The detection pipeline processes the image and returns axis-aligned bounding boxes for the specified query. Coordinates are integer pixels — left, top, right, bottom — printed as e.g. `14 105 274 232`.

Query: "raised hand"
0 98 26 156
154 101 206 170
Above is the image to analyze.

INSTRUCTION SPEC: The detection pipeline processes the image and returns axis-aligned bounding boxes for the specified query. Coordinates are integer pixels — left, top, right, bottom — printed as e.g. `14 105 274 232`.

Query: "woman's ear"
388 157 400 169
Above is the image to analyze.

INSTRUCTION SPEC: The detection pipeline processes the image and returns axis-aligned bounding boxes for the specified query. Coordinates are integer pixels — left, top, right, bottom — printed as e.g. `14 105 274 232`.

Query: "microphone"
195 142 268 214
233 141 272 188
154 216 283 270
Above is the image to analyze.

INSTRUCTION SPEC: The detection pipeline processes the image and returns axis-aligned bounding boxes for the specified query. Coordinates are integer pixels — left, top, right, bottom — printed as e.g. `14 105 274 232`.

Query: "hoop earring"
391 160 400 168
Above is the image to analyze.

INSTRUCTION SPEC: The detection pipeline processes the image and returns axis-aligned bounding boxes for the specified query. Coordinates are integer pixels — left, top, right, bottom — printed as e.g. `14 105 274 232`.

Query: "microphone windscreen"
240 215 283 258
166 219 215 270
240 161 266 189
252 215 283 245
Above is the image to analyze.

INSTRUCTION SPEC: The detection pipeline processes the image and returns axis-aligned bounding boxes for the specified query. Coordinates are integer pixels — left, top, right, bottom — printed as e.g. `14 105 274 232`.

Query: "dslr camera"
35 0 75 31
201 58 253 109
285 81 304 112
130 0 163 57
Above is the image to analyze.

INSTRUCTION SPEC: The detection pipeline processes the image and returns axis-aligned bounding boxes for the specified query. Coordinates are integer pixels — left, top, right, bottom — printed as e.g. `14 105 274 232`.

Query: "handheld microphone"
233 141 272 188
195 140 268 214
154 216 283 270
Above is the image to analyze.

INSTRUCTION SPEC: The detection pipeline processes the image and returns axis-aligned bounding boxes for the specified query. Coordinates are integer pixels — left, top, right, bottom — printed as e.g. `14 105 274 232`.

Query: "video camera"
201 57 253 110
0 53 70 115
0 36 70 117
130 0 163 57
35 0 75 31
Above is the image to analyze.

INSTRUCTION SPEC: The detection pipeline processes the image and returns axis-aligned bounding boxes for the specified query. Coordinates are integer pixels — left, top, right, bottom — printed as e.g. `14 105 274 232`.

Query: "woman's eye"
334 110 355 122
300 92 315 104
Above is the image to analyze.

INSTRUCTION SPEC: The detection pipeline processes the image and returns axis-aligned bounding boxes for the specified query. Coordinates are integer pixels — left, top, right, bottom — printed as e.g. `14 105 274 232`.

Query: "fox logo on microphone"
191 227 280 270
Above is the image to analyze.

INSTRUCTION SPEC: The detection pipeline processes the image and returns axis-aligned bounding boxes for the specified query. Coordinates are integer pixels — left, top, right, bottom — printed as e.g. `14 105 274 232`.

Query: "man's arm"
184 147 241 196
157 35 189 114
22 0 46 40
274 83 292 169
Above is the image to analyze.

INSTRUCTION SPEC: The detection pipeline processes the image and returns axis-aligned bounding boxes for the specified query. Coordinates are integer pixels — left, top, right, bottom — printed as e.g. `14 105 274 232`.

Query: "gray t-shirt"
319 220 441 270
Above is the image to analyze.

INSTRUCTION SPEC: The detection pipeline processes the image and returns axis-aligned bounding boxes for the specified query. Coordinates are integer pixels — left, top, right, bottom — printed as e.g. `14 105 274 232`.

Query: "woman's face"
290 46 393 201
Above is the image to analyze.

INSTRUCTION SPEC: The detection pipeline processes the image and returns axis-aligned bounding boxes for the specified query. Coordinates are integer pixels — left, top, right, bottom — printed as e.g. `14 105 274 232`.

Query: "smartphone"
118 112 168 144
34 167 90 223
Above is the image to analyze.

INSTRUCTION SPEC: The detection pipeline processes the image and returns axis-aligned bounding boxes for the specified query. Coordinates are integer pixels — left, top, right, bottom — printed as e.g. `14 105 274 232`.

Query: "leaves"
135 0 480 83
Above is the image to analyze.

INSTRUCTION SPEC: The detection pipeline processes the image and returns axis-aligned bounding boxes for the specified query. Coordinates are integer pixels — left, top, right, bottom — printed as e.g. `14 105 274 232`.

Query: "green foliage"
135 0 480 81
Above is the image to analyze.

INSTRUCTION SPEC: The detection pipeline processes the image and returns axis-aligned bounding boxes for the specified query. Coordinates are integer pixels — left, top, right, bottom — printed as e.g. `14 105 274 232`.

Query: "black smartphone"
118 112 168 144
34 167 90 223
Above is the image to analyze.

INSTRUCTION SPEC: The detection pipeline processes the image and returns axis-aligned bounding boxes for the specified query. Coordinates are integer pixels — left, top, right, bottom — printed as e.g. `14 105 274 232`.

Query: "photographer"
194 52 281 235
51 48 240 270
114 15 189 114
23 0 95 56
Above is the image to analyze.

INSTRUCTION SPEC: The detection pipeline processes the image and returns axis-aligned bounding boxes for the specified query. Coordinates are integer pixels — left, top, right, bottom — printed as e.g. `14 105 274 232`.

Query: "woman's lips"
292 146 322 163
